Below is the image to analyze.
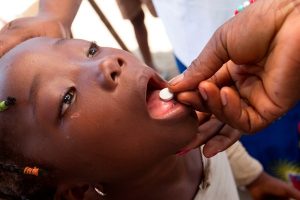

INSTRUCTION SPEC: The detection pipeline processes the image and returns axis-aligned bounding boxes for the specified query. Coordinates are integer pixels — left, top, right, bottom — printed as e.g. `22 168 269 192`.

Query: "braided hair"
0 98 56 199
0 162 56 200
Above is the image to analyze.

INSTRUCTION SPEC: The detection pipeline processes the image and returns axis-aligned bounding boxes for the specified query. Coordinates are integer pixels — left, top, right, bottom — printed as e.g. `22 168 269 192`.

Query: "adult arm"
38 0 82 29
226 141 263 187
227 141 300 200
246 172 300 200
169 0 300 133
0 0 82 56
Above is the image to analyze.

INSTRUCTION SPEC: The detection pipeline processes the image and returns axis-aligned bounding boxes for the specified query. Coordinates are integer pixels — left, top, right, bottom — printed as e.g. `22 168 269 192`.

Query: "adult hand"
169 0 300 133
247 172 300 200
0 0 82 57
0 14 70 57
182 112 241 157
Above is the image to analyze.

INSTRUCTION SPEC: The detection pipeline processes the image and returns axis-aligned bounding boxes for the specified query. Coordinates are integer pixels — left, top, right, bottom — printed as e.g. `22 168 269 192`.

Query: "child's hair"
0 162 55 200
0 100 56 199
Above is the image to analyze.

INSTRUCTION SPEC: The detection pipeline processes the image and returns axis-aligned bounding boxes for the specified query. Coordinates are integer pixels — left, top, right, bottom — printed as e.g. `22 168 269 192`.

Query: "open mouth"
146 77 165 102
145 77 191 120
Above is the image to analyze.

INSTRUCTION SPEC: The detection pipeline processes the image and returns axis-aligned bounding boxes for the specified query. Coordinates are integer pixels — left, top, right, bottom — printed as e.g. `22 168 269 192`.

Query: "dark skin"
2 0 300 160
169 0 300 156
1 37 300 199
247 172 300 200
0 0 81 57
0 0 236 159
130 10 156 70
0 37 202 200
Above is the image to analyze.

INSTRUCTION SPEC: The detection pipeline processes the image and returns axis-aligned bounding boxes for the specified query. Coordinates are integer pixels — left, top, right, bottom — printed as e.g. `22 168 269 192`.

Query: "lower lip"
147 90 192 120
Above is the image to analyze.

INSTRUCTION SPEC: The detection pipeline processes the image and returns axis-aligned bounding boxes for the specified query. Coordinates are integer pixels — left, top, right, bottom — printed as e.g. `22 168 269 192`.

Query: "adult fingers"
195 111 211 125
181 116 224 153
285 186 300 200
199 77 282 132
284 185 300 200
0 22 32 57
248 172 300 200
184 114 241 158
168 25 229 92
270 178 300 200
175 90 208 112
199 81 242 127
174 64 234 112
202 125 241 158
0 16 68 57
169 0 278 93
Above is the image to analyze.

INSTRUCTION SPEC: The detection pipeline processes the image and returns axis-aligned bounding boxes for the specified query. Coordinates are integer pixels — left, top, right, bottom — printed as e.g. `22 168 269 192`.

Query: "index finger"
168 24 230 92
169 0 279 93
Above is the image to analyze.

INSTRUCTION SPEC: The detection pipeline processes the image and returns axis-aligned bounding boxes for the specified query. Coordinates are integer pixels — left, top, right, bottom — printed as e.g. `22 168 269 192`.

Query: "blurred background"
0 0 179 79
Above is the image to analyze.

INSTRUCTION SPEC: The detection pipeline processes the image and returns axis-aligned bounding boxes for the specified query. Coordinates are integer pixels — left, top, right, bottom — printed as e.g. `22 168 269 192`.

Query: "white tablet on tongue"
159 88 174 101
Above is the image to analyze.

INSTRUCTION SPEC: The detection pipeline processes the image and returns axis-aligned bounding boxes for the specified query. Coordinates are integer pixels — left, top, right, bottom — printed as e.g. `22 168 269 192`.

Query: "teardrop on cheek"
70 112 80 119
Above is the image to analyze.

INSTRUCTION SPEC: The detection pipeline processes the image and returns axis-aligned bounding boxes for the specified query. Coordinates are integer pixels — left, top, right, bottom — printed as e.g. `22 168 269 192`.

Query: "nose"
97 56 124 90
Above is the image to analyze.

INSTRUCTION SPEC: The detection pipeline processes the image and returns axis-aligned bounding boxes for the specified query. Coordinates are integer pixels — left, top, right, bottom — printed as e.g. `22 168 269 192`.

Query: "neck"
103 149 203 200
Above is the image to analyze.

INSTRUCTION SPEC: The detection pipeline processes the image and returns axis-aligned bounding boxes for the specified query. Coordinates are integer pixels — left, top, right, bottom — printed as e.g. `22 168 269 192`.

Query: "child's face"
0 37 198 182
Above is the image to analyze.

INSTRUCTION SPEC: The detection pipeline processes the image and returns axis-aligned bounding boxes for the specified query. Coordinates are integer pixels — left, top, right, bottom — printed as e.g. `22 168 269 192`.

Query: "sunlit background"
0 0 178 78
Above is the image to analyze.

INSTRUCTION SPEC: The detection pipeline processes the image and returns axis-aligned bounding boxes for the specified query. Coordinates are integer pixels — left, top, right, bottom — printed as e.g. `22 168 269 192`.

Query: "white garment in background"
193 141 262 199
152 0 243 66
194 151 239 200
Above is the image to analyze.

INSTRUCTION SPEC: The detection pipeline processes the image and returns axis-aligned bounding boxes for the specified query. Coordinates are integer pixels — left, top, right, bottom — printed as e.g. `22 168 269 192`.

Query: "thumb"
168 0 275 93
168 24 230 93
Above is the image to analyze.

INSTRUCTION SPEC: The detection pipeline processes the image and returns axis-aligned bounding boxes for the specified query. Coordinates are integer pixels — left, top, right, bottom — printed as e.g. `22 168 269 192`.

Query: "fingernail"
169 74 184 86
221 92 227 106
199 87 207 101
176 148 191 156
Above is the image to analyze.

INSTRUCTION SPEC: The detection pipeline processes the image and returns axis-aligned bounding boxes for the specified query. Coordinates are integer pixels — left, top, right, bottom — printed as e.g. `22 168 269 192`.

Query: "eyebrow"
29 73 41 117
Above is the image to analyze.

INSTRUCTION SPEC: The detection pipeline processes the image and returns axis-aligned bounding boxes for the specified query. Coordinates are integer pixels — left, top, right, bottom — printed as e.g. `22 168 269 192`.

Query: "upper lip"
143 70 167 103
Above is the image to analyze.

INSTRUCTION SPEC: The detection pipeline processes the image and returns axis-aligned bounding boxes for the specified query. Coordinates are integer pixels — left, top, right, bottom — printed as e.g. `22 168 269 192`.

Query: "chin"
159 113 199 147
176 115 199 137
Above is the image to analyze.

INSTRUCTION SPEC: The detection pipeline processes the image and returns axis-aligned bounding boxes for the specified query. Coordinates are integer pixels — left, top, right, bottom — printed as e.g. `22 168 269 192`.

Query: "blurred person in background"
115 0 158 70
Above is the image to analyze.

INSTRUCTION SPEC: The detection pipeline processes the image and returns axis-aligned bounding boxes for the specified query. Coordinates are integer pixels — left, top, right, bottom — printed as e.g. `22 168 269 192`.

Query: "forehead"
1 37 89 68
0 39 52 97
0 38 82 135
0 37 68 72
0 38 80 95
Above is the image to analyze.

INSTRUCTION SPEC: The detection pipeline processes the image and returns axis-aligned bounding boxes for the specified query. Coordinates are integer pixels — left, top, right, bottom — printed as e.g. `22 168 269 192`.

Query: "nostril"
117 58 124 67
111 72 118 81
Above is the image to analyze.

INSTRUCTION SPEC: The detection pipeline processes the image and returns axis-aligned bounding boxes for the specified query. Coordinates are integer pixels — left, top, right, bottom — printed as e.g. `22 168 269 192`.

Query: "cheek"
62 106 134 155
64 108 151 149
52 87 198 176
57 119 155 179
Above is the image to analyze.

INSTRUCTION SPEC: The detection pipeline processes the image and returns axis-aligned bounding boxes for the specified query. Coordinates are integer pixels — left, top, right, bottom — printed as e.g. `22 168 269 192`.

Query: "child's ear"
55 183 103 200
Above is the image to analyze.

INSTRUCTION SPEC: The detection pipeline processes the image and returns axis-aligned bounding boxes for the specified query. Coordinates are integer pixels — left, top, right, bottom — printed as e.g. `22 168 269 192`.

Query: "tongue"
147 90 175 118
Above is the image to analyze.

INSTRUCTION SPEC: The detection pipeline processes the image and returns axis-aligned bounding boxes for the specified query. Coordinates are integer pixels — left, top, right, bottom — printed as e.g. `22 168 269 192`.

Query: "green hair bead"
0 97 16 111
237 5 244 12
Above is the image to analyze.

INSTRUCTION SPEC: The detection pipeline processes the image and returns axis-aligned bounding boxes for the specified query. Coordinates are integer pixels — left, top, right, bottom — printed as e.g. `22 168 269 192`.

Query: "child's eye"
60 87 76 117
87 42 99 58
